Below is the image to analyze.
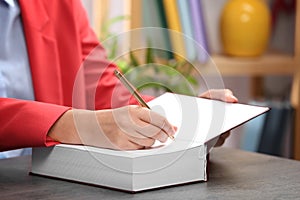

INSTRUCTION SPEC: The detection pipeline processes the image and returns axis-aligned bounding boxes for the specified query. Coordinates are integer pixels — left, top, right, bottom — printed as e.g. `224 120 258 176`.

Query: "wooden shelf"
293 0 300 160
197 53 295 76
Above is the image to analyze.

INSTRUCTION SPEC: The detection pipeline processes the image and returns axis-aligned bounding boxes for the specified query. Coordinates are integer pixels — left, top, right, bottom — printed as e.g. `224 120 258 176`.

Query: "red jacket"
0 0 146 151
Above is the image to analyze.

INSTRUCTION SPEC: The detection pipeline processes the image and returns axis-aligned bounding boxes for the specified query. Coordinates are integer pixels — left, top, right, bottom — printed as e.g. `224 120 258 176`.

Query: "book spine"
258 102 293 157
142 0 173 59
176 0 197 61
200 0 228 54
189 0 210 63
163 0 186 61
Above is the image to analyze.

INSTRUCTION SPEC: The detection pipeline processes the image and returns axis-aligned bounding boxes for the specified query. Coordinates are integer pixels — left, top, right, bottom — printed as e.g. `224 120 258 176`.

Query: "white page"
149 93 269 148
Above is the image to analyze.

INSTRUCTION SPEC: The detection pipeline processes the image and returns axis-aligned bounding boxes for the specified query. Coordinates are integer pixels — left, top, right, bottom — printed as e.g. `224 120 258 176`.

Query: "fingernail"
230 95 238 102
173 126 178 132
160 134 168 142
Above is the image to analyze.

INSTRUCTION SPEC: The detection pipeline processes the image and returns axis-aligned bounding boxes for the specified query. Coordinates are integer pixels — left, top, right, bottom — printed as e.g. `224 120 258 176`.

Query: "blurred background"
81 0 299 159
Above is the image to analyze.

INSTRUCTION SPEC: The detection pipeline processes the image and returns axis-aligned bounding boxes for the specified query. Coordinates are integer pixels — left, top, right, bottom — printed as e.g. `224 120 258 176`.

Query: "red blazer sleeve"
0 98 70 151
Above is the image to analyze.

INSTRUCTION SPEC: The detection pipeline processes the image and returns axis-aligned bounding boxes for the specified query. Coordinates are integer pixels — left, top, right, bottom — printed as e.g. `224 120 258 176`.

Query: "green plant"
100 16 199 96
123 47 199 96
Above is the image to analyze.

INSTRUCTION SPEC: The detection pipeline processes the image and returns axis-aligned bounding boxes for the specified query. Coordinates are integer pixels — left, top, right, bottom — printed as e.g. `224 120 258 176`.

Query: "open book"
31 93 269 192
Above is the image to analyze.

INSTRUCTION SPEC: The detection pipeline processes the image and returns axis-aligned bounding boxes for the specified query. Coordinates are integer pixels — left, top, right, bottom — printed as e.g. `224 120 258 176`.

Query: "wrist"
47 109 81 145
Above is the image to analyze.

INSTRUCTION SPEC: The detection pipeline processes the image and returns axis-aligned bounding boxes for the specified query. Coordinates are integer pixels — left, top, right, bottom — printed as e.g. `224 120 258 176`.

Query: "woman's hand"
199 89 238 147
95 105 176 149
200 89 238 103
48 105 176 150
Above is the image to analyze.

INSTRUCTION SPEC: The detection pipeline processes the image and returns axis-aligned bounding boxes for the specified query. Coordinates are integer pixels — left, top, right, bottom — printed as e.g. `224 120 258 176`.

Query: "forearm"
0 98 69 151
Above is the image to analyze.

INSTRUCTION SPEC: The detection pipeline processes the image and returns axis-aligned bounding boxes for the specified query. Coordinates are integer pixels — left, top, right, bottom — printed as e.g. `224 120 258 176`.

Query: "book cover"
189 0 210 63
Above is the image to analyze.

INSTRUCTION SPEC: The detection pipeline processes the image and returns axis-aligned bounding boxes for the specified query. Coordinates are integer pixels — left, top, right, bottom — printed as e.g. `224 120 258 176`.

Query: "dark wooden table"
1 147 300 200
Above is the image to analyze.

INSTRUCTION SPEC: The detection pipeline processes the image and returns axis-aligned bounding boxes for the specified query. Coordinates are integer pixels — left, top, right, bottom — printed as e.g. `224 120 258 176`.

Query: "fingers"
137 123 170 142
136 107 176 140
200 89 238 103
214 132 231 147
127 135 156 148
117 140 146 150
98 106 176 150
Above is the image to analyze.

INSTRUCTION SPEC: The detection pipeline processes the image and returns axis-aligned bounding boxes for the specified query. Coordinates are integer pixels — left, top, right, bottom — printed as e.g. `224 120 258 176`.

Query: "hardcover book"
31 93 269 192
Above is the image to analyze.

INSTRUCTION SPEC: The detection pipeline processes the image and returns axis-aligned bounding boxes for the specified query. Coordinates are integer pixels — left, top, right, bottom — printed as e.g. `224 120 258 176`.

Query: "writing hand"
48 105 176 150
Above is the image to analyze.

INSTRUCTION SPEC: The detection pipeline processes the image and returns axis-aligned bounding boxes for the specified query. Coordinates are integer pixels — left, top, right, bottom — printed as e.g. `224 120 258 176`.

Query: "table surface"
1 147 300 200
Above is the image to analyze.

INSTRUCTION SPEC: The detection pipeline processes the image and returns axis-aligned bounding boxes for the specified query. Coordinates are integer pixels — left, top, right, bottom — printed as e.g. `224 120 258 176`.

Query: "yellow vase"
220 0 271 56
